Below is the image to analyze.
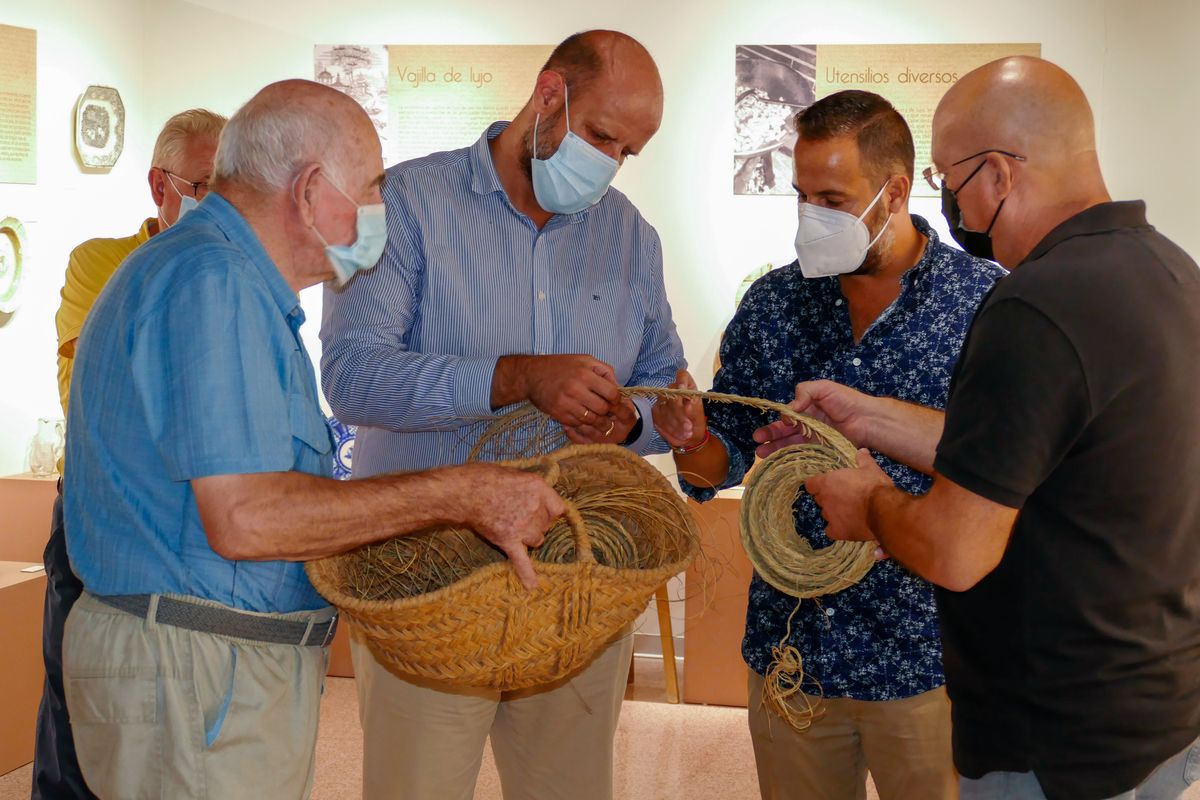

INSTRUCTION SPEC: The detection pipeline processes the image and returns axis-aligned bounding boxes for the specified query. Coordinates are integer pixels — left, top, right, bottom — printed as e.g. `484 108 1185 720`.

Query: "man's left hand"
807 449 893 558
565 398 639 445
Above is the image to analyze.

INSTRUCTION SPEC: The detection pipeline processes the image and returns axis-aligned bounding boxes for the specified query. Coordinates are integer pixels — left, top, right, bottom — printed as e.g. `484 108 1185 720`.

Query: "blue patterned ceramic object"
327 416 356 480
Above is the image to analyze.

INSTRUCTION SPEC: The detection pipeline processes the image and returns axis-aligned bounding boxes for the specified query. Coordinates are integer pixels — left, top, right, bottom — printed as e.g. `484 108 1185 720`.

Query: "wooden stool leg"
655 583 680 703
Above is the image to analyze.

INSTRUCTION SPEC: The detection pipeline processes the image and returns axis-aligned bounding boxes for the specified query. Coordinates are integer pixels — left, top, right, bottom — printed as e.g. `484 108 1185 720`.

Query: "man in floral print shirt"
653 91 1003 800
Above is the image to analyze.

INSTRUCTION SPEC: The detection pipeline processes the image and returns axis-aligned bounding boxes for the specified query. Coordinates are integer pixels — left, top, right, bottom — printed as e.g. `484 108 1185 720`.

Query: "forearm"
864 477 1014 592
672 437 731 490
322 344 497 430
864 485 944 582
864 398 945 475
490 355 532 408
199 468 480 561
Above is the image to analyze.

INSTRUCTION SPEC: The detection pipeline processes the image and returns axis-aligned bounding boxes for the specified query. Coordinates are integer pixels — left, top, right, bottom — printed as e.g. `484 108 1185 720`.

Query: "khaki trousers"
352 628 634 800
748 670 958 800
63 592 331 800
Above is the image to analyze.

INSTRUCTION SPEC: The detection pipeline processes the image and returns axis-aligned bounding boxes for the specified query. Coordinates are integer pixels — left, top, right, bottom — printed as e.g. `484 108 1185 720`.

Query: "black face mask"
938 153 1011 262
941 186 1003 261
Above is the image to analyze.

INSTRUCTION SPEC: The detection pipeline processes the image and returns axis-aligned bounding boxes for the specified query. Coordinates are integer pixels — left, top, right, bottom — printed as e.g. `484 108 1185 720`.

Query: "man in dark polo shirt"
754 56 1200 800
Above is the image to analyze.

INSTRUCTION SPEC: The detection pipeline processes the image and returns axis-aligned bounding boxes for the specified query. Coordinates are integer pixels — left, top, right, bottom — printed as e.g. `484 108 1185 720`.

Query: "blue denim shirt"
64 193 332 613
681 217 1005 700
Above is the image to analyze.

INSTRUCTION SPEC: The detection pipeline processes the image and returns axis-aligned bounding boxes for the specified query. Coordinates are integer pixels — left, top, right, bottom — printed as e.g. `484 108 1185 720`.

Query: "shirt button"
851 357 862 367
835 299 844 306
825 607 835 617
538 291 546 301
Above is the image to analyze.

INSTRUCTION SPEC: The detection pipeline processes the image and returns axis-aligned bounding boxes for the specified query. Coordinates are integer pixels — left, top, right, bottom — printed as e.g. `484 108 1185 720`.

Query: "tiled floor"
9 660 1200 799
0 657 860 800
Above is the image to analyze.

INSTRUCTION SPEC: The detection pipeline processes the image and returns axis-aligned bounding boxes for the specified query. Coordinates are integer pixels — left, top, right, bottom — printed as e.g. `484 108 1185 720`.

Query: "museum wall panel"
1 0 1195 490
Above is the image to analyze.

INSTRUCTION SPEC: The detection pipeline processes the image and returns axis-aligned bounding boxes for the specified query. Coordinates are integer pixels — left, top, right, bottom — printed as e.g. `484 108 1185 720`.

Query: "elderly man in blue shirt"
61 79 563 800
653 91 1004 800
321 29 683 800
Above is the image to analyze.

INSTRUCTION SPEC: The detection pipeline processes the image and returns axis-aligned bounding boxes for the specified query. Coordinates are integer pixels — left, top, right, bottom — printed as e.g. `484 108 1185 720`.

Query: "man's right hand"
753 380 876 458
492 354 623 428
454 463 566 590
652 369 708 451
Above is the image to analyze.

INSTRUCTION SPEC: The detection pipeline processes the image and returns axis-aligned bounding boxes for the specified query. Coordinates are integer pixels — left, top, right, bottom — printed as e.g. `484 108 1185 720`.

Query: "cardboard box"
0 562 47 775
683 491 752 707
0 474 57 563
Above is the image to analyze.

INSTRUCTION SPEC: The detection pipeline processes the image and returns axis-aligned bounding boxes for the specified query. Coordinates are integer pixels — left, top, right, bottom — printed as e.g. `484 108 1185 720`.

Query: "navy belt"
96 594 337 647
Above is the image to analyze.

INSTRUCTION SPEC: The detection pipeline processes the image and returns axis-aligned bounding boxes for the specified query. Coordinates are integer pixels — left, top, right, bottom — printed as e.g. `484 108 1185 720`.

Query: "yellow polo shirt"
55 218 157 417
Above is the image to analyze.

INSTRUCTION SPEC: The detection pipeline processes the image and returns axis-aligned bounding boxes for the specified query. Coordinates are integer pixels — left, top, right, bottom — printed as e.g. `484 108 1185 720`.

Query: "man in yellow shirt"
33 108 226 800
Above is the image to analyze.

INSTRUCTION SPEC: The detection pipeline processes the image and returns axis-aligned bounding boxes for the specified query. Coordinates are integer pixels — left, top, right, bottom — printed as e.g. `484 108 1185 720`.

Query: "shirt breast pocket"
289 392 332 457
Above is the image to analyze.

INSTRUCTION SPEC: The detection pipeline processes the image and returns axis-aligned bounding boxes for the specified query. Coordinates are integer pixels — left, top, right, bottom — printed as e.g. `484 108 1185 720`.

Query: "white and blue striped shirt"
320 122 685 477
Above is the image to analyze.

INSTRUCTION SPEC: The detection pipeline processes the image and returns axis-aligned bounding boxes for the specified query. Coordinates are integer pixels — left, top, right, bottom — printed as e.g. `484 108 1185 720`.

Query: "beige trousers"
63 592 332 800
352 628 634 800
748 670 958 800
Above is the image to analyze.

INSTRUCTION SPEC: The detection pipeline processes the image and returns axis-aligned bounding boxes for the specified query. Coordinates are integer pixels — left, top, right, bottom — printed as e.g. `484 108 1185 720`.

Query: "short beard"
851 203 897 276
519 108 563 180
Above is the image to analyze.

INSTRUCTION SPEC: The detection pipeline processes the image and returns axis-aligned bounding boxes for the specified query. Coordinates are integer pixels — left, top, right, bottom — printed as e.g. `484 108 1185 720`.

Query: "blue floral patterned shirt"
681 216 1005 701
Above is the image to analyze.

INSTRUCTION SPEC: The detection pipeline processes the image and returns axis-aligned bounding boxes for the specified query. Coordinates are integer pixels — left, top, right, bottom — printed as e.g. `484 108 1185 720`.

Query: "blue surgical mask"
310 174 388 285
163 173 199 228
530 86 619 215
176 194 199 223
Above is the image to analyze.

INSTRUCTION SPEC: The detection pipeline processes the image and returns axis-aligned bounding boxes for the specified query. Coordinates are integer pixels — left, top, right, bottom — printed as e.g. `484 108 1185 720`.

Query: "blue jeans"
960 736 1200 800
31 493 98 800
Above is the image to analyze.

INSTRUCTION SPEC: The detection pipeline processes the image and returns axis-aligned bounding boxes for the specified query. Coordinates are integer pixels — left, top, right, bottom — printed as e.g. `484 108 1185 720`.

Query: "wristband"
619 400 644 447
672 429 711 456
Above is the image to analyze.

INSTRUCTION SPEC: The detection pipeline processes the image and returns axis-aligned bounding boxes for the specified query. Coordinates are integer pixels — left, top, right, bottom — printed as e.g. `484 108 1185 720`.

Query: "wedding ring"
581 409 591 421
604 419 616 437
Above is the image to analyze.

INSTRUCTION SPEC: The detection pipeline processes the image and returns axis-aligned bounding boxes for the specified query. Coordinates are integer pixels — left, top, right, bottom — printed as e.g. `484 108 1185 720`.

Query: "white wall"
1098 0 1200 259
1 0 1195 649
0 0 151 475
134 0 1197 646
2 0 1197 472
142 0 1197 386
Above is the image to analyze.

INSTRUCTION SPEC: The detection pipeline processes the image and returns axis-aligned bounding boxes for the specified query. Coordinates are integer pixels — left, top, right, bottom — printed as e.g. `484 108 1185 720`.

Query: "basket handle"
516 454 591 563
563 501 594 564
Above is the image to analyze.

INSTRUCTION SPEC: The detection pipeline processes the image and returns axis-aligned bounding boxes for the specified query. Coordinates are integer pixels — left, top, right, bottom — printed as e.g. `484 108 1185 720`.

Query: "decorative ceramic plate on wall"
0 217 28 313
75 85 125 168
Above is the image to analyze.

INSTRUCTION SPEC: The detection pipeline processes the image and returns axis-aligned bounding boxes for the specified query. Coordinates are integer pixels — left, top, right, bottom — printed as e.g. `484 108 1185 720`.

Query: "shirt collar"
135 217 156 245
1022 201 1149 265
199 192 303 322
468 121 592 226
469 122 509 196
899 214 940 287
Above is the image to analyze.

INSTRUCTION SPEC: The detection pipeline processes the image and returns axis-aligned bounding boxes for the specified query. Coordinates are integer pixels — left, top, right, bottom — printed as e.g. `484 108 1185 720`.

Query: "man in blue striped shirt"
321 30 684 800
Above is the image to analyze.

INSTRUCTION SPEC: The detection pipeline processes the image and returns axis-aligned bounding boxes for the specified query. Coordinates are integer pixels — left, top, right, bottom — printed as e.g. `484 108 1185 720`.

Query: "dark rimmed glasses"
923 150 1026 194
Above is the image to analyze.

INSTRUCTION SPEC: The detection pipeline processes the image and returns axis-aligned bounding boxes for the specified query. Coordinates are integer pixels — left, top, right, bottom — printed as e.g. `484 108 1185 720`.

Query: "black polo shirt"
934 201 1200 800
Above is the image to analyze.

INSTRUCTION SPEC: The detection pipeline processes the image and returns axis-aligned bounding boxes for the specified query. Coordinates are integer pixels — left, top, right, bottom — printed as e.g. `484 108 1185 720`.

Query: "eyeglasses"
160 169 210 198
922 150 1026 194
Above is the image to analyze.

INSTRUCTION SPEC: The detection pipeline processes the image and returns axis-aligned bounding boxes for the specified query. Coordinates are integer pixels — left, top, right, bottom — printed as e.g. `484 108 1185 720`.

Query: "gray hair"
212 96 346 194
151 109 227 171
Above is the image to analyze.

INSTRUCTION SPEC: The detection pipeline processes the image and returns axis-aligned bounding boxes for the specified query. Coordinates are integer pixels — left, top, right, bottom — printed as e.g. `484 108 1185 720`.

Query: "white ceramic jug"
29 417 65 476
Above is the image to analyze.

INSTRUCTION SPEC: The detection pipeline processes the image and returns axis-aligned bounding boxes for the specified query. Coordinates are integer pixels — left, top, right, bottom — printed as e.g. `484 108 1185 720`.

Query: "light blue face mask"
310 174 388 285
163 173 199 228
176 194 199 223
530 86 620 215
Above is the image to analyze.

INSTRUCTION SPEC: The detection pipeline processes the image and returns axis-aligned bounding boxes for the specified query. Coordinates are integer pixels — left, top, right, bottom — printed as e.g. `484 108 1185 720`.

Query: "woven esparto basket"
306 444 698 691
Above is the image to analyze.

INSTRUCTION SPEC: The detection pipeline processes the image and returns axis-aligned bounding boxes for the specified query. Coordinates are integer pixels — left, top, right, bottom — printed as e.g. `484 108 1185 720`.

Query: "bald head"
934 56 1097 171
212 78 378 195
932 57 1110 267
543 30 663 103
